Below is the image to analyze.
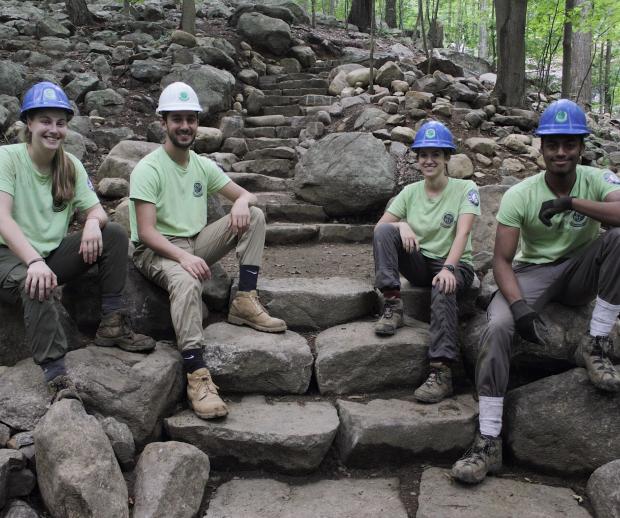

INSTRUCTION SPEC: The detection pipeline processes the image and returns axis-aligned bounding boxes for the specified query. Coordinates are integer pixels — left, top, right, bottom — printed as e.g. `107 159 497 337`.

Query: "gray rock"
0 424 9 447
0 95 20 131
464 137 499 156
165 396 339 472
471 185 510 268
68 115 93 138
237 13 291 56
98 140 160 181
40 36 71 53
315 322 429 395
587 459 620 518
290 46 316 68
280 57 301 73
133 442 209 518
0 62 25 97
443 81 478 102
376 61 404 88
99 416 135 471
390 126 415 145
130 60 170 82
294 132 396 216
194 127 223 154
202 323 313 394
354 107 390 131
447 153 474 179
64 74 100 102
34 400 129 518
6 468 35 499
221 137 249 156
1 499 40 518
171 30 197 48
417 467 590 518
505 368 620 474
238 68 258 86
91 127 136 149
0 450 25 508
36 18 70 38
337 396 477 466
63 130 87 161
205 478 407 518
84 89 125 117
194 46 236 70
245 88 265 115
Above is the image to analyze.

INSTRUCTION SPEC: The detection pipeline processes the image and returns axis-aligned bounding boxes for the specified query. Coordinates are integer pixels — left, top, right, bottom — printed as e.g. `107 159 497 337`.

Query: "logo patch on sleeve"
86 177 95 192
603 171 620 185
467 189 480 207
193 182 204 197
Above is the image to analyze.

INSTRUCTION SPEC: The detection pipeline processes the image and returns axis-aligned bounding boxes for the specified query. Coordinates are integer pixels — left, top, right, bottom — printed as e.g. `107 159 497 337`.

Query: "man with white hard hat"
129 82 286 420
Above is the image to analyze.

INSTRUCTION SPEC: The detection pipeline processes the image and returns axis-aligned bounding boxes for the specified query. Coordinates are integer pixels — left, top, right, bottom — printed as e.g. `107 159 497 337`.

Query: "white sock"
479 396 504 437
590 296 620 337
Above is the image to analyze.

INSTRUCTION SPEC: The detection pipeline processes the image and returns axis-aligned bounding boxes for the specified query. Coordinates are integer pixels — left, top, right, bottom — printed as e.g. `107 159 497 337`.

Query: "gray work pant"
0 223 128 365
477 228 620 397
373 224 474 361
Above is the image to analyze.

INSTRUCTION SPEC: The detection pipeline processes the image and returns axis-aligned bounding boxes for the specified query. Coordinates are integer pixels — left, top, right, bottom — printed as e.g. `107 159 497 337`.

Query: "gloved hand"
538 197 574 227
510 299 549 345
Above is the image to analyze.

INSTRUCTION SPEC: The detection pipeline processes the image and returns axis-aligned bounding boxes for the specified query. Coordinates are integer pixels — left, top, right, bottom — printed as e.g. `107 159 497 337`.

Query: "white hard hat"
156 82 202 113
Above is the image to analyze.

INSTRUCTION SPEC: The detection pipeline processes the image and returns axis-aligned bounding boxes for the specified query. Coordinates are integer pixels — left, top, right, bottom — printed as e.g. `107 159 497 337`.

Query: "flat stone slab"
165 396 339 472
337 396 477 466
202 323 313 394
416 467 591 518
206 478 408 518
231 159 293 178
266 223 319 244
315 321 429 394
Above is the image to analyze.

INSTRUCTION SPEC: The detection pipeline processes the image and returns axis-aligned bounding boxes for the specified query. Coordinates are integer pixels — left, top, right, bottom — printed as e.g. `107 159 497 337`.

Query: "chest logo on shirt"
440 211 456 228
193 182 204 197
467 189 480 207
569 211 587 227
603 171 620 185
52 199 68 213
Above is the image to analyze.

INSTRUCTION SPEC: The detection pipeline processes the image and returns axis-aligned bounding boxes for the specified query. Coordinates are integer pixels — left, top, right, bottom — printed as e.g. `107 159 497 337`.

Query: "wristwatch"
442 264 455 273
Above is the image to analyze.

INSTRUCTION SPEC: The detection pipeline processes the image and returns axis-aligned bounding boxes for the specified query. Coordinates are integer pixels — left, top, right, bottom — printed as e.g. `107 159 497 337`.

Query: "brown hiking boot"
374 297 404 336
95 312 156 353
414 362 453 403
228 290 287 333
187 368 228 419
47 374 81 404
575 335 620 392
451 433 502 484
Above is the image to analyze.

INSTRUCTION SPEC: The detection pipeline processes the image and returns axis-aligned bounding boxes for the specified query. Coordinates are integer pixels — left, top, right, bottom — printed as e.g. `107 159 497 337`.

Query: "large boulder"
375 61 404 88
84 89 125 117
0 61 25 96
587 460 620 518
97 140 159 181
237 12 292 56
34 400 129 518
504 368 620 475
293 132 396 216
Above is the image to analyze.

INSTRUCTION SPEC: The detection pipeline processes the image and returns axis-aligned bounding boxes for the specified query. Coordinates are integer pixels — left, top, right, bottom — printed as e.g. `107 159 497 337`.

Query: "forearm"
571 199 620 227
493 257 523 305
139 227 187 263
234 191 257 207
0 216 42 264
444 232 469 266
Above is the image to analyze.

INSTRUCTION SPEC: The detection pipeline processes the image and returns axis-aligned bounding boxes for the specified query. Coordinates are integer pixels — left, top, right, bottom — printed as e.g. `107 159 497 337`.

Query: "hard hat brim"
156 103 203 114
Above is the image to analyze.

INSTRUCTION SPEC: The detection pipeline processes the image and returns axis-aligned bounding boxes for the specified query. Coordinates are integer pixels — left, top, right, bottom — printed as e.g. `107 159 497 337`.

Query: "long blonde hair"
20 112 76 204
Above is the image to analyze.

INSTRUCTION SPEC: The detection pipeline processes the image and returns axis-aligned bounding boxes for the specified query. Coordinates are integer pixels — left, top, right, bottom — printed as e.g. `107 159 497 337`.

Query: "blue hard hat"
536 99 589 136
20 82 74 121
411 121 456 150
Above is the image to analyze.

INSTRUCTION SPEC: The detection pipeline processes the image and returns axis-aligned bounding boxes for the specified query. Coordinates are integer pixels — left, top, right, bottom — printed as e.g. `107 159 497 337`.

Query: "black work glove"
538 197 574 227
510 299 549 346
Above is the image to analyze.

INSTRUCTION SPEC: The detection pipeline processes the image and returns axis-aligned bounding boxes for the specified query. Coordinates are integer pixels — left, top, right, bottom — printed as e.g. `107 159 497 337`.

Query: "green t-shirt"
387 177 481 265
0 143 99 257
129 147 231 243
496 165 620 264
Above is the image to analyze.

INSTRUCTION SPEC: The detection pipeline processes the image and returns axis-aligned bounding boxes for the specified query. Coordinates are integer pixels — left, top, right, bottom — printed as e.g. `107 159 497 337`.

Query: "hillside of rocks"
1 0 620 517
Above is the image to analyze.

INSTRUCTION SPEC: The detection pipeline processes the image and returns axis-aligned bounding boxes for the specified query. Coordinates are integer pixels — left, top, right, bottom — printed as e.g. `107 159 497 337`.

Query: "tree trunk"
329 0 336 16
569 0 592 108
368 0 376 92
561 0 574 98
385 0 397 28
180 0 196 35
478 0 488 59
348 0 372 32
65 0 93 26
492 0 527 108
311 0 316 27
604 40 612 113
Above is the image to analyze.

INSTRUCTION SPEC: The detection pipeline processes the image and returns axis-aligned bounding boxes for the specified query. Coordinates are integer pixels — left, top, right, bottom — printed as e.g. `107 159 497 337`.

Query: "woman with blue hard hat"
0 82 154 404
373 120 481 403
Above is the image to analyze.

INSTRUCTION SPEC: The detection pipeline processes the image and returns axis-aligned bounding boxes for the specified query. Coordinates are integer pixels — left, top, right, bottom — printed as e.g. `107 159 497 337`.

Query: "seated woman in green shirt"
373 121 481 403
0 82 154 404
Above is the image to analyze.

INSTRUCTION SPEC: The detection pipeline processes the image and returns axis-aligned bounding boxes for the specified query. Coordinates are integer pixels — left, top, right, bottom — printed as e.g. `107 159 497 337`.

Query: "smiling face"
162 110 199 150
416 147 449 180
541 135 584 176
26 109 68 153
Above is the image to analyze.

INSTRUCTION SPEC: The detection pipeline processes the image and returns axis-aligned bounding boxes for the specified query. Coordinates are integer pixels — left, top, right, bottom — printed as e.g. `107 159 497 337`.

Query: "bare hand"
25 261 58 301
228 200 251 236
79 219 103 264
432 268 457 294
179 252 211 281
399 222 420 254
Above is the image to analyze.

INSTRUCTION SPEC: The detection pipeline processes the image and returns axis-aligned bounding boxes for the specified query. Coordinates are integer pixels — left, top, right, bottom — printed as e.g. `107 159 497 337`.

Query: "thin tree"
561 0 575 98
368 0 376 93
311 0 317 27
603 40 612 113
65 0 94 26
180 0 196 35
569 0 593 107
478 0 488 59
418 0 430 73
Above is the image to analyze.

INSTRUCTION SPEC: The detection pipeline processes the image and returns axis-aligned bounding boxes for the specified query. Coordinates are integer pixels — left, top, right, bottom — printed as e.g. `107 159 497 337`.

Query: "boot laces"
196 372 219 400
424 367 443 387
591 337 616 374
460 438 494 466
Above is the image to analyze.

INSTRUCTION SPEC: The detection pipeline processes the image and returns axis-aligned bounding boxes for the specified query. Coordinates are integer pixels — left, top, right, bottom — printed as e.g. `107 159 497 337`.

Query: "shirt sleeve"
70 157 100 211
203 158 231 195
496 187 523 228
0 148 16 196
130 161 160 204
596 169 620 200
386 188 409 219
459 180 481 216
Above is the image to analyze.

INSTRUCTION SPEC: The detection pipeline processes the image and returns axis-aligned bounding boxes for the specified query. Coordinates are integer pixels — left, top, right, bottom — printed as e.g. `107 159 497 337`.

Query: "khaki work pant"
133 207 266 351
477 228 620 397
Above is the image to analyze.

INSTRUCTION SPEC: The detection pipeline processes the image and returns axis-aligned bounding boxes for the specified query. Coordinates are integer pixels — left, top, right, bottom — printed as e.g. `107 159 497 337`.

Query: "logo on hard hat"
43 88 57 101
425 128 436 139
555 110 568 123
179 91 190 102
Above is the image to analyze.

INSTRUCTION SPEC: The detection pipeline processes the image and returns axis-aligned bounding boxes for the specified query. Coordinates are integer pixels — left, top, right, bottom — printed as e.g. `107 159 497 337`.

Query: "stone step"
226 172 289 192
205 478 408 517
262 105 302 116
202 323 313 394
245 146 296 160
245 137 299 151
315 321 428 395
298 94 338 107
269 79 329 90
219 192 327 224
244 114 289 127
262 95 300 107
301 105 336 116
266 223 374 245
231 159 294 178
281 88 329 96
164 396 339 473
336 396 478 467
243 126 301 139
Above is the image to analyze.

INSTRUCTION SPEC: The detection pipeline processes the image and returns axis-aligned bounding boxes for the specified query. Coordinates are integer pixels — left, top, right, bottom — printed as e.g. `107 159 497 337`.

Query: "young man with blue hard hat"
373 120 481 403
451 99 620 484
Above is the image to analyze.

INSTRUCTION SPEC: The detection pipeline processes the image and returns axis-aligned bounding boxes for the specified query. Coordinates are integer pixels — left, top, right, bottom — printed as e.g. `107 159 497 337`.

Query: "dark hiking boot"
575 335 620 392
414 362 453 403
47 375 81 404
374 297 404 336
451 433 502 484
95 312 156 353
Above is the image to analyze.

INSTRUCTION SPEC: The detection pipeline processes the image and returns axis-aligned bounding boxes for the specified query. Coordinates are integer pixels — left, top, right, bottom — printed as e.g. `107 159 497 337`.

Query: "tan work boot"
95 312 156 353
47 374 81 404
228 290 287 333
451 433 502 484
575 335 620 392
414 362 453 403
374 297 404 336
187 368 228 419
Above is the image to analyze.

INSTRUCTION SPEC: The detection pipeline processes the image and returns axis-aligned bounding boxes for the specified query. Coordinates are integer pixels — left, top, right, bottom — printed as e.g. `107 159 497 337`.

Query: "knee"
169 270 202 298
102 222 129 246
249 206 265 228
373 223 399 243
602 227 620 248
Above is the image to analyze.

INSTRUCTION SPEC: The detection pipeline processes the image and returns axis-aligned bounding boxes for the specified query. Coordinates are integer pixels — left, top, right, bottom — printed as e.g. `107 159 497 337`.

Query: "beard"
167 130 196 149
